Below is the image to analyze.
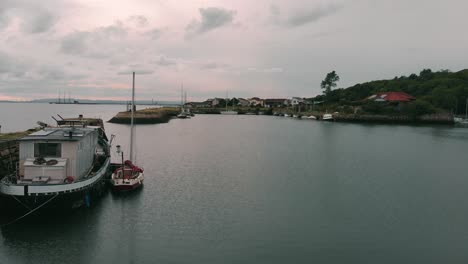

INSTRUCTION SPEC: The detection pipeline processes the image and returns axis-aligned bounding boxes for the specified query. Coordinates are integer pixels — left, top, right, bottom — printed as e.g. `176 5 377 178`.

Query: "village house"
264 99 287 108
184 101 212 108
290 97 305 106
237 98 250 107
366 91 416 110
207 98 224 107
366 92 415 103
248 97 264 107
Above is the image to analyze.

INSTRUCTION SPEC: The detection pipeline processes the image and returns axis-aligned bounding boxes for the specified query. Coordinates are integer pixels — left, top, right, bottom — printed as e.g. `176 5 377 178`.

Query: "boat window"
34 143 62 157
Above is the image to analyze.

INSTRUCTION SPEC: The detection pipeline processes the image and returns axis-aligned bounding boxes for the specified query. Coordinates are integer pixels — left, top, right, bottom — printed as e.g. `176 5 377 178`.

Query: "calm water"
1 103 468 263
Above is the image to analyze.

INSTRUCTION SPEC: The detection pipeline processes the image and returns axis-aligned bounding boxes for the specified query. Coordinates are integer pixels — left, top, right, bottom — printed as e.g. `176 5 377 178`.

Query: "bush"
402 100 436 117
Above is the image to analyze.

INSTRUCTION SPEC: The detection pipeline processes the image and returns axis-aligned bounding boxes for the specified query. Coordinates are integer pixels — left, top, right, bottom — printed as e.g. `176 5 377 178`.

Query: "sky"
0 0 467 101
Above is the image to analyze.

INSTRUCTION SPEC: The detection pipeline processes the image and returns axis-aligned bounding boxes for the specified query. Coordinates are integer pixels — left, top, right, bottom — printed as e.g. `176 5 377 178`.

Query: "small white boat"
455 117 468 125
455 99 468 125
322 114 334 121
177 113 189 119
177 86 193 118
220 91 238 115
220 110 238 115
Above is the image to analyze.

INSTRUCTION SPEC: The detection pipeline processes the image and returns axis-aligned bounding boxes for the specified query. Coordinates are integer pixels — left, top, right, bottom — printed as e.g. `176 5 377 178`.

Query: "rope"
1 194 59 227
12 195 32 211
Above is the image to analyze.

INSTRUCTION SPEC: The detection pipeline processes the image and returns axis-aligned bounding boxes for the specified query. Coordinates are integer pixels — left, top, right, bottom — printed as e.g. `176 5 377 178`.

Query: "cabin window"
34 143 62 157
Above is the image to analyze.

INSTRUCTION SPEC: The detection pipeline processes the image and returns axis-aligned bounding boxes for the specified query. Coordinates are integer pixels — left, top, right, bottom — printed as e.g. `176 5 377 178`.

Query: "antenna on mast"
130 71 135 162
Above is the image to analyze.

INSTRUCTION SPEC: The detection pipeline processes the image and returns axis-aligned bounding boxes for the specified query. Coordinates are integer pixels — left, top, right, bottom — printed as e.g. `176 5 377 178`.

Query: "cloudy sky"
0 0 467 101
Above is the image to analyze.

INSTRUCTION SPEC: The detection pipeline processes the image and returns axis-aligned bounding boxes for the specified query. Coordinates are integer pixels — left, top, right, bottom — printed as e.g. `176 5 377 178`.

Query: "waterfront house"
290 97 305 106
367 92 415 102
208 98 224 107
237 98 250 107
248 97 264 107
184 101 212 108
366 91 416 110
264 99 287 108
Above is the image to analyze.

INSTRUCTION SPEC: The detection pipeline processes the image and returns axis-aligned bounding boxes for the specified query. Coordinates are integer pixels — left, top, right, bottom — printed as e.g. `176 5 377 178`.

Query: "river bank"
109 106 455 125
333 113 454 124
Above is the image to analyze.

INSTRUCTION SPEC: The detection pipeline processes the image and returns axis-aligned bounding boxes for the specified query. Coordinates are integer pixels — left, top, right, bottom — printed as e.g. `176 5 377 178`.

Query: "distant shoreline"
0 101 179 106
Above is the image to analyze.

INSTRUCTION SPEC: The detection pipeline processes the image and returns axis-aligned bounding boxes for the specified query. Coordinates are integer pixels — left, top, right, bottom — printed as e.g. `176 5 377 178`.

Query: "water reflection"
0 190 112 263
1 104 468 263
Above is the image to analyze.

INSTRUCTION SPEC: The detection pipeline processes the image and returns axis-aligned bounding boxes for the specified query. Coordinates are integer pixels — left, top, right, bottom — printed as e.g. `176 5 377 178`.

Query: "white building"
290 97 305 106
248 97 264 107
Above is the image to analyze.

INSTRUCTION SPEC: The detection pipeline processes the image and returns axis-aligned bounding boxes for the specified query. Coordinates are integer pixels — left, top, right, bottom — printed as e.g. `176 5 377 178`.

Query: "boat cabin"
114 168 140 179
17 127 99 185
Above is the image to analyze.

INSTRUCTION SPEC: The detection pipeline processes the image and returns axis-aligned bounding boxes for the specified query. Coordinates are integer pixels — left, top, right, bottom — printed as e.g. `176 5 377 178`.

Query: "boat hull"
0 157 111 209
0 178 108 211
111 180 143 191
110 171 144 192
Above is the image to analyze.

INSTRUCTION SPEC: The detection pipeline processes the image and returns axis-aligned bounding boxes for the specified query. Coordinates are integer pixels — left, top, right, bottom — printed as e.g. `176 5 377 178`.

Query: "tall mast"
180 83 183 110
130 72 135 162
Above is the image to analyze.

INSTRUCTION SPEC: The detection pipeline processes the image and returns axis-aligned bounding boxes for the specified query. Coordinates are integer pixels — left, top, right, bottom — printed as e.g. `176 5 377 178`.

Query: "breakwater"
334 113 454 124
108 107 180 124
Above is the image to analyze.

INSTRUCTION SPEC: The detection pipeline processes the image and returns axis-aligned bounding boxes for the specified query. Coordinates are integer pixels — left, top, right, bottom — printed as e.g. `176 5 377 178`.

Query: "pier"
108 107 180 124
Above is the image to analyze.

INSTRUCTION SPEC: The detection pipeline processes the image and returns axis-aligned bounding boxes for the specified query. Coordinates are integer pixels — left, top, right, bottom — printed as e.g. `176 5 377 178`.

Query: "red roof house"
367 92 415 102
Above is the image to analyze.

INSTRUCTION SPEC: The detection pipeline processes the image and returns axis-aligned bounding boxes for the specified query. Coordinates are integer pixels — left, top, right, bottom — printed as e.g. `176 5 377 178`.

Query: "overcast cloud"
186 7 237 37
0 0 467 101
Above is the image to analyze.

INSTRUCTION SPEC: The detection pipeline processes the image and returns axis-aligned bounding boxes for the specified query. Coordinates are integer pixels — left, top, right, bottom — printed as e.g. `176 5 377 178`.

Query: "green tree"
321 71 340 96
419 69 433 80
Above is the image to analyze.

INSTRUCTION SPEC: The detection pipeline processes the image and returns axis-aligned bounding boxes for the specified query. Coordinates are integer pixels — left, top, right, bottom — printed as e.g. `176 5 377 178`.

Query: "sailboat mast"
130 72 135 162
180 84 184 111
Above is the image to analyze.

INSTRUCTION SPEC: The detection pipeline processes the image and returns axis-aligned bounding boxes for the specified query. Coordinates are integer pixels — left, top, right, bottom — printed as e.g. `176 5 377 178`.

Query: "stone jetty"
108 107 180 124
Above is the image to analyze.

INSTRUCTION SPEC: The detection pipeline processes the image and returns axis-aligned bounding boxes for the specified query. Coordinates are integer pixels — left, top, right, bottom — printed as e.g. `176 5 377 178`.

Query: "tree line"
317 69 468 115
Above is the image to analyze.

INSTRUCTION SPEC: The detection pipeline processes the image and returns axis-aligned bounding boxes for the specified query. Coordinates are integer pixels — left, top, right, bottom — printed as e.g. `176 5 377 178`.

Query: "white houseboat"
0 118 111 209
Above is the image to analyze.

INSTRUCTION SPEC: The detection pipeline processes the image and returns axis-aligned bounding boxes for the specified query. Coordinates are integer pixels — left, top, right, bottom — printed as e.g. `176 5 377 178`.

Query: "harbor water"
1 103 468 263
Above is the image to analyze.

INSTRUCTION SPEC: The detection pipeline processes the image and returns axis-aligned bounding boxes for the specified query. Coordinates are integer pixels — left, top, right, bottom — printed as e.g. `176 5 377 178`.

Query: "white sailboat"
110 72 144 191
220 92 238 115
455 98 468 125
177 86 190 119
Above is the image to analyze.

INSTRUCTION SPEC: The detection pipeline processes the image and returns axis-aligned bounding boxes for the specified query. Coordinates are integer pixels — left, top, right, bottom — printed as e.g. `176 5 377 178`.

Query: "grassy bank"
0 128 39 142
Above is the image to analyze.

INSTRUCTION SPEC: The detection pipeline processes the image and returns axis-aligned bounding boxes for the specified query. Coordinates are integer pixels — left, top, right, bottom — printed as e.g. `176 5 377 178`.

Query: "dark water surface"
1 103 468 263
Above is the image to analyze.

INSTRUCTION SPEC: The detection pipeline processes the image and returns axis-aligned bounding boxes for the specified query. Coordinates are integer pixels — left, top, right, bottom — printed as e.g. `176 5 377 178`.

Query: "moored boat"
110 72 144 192
322 113 334 121
0 117 111 210
220 92 238 115
110 158 144 191
220 110 239 115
